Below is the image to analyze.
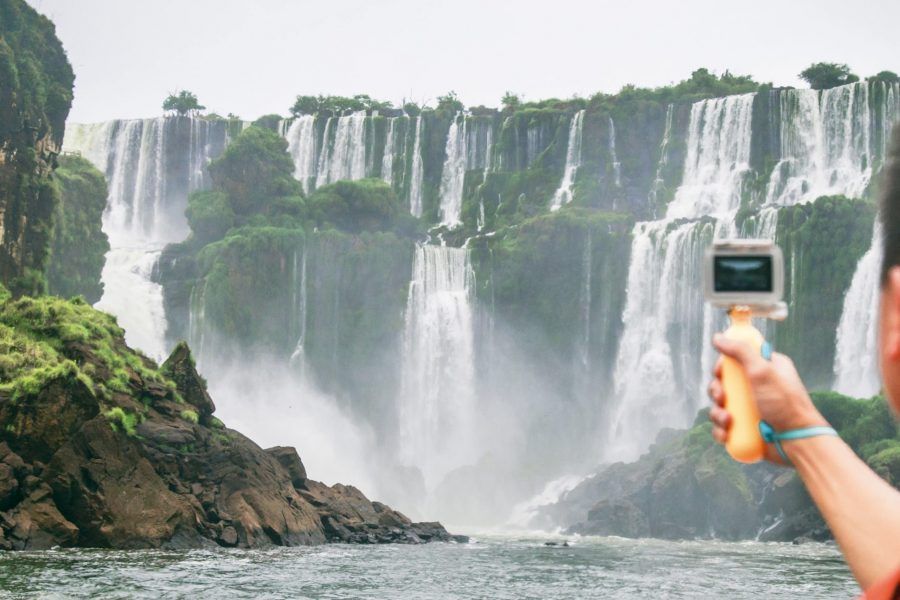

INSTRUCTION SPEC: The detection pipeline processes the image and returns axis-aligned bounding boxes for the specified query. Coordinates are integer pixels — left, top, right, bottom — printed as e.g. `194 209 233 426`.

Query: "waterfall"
398 245 477 487
764 81 889 207
63 117 228 361
666 94 755 219
408 116 424 217
834 222 884 396
550 110 585 211
606 94 755 461
284 115 318 194
289 247 310 380
648 104 674 212
381 117 397 186
316 111 368 187
438 113 468 226
609 117 622 188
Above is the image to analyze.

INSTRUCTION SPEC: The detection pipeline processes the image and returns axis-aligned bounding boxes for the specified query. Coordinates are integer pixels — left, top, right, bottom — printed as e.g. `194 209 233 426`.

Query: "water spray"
705 239 787 463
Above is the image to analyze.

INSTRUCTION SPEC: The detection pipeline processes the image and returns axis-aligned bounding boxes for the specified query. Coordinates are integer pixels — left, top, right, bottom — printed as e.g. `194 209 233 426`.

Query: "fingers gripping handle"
721 308 767 463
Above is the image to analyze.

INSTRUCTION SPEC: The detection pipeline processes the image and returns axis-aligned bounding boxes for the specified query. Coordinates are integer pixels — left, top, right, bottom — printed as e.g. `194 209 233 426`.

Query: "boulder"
265 446 307 488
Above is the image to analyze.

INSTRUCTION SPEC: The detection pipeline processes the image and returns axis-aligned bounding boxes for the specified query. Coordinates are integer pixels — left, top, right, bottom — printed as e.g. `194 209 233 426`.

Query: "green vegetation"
773 196 876 388
307 179 421 236
501 92 522 112
289 94 392 116
180 409 199 424
162 90 205 116
0 0 74 296
46 155 109 302
208 125 302 216
799 62 860 90
104 407 139 436
871 71 899 84
436 91 464 113
0 291 169 404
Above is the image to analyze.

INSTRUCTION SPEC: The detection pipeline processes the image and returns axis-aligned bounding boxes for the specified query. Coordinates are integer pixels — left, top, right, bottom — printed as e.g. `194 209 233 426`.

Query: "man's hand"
706 333 828 465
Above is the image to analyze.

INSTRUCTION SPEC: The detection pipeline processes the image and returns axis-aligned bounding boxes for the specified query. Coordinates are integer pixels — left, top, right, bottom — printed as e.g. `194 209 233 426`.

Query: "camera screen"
713 255 773 293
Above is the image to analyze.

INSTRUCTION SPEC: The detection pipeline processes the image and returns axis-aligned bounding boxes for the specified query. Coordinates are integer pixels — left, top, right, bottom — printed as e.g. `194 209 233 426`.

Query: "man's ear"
882 267 900 362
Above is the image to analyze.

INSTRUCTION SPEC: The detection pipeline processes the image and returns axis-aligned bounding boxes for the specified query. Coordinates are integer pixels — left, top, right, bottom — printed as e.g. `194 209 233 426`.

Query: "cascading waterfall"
408 116 425 217
284 115 318 194
63 117 227 361
608 117 622 188
316 111 368 187
381 117 397 186
289 246 310 380
648 104 674 212
550 110 585 211
834 222 884 397
606 94 755 461
765 82 886 207
438 113 468 226
398 245 477 488
830 81 900 392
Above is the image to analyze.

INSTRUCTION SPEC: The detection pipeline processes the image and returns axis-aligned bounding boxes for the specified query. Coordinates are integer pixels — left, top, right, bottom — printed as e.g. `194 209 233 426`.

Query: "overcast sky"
26 0 900 124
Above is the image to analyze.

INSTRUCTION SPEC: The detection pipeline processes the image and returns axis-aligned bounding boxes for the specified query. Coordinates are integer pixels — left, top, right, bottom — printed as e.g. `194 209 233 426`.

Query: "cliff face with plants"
45 154 109 303
0 286 462 550
0 0 74 296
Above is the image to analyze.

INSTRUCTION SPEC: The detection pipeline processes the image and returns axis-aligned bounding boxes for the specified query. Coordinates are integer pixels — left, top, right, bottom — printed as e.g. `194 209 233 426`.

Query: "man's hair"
882 125 900 286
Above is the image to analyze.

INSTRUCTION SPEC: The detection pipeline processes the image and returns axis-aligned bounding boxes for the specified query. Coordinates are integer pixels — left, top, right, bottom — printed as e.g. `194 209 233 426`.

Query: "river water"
0 534 856 599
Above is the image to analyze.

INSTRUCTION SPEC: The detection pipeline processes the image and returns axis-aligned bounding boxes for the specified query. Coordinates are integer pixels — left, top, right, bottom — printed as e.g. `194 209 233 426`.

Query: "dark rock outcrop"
0 294 461 550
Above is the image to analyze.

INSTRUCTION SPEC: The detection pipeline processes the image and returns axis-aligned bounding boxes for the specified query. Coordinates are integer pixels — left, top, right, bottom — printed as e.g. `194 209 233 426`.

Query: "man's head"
878 126 900 414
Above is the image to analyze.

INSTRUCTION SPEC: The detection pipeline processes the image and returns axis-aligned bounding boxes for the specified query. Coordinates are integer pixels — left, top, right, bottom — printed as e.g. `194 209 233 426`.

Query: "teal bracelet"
758 420 839 464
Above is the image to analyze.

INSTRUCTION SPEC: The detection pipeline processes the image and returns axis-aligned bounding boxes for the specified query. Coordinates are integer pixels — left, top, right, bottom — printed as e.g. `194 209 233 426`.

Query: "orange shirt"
862 565 900 600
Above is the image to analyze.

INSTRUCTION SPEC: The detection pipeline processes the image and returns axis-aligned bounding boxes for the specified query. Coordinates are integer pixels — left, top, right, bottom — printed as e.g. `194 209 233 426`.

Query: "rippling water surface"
0 534 857 599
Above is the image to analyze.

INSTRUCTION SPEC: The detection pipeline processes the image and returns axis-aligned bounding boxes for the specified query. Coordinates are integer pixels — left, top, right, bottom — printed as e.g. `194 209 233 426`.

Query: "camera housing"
704 239 784 309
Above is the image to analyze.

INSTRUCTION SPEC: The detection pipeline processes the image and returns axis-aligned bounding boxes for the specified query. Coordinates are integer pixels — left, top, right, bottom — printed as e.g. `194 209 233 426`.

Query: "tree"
799 63 859 90
871 71 900 84
402 101 421 117
501 92 521 112
290 95 320 116
208 126 301 216
162 90 205 116
186 190 234 244
436 91 464 113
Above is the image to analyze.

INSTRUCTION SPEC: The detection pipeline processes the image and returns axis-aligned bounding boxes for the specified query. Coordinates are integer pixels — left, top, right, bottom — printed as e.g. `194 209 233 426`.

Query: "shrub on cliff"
306 179 421 236
46 155 109 303
799 62 860 90
208 126 301 216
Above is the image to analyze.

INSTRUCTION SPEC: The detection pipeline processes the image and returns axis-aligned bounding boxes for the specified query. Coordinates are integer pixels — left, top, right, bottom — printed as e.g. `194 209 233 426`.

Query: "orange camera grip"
721 308 766 463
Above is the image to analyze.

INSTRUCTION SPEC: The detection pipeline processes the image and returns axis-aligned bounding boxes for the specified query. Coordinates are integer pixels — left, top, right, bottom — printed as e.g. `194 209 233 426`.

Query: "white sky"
25 0 900 124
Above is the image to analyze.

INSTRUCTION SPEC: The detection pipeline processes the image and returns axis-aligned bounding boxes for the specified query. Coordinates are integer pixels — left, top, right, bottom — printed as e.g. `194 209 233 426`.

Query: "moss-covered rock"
0 288 460 550
546 390 898 542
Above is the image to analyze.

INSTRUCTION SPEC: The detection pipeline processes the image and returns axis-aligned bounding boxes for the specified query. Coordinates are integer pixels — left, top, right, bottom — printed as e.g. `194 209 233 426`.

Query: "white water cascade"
283 115 318 194
834 223 884 397
608 117 622 188
63 117 228 361
766 82 880 207
606 93 755 461
398 245 478 488
438 114 468 226
550 110 585 211
381 117 398 186
316 111 368 188
408 116 425 217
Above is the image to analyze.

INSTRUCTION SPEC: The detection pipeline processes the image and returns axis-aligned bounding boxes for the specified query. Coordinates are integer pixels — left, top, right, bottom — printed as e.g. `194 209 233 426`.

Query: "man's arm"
708 336 900 590
785 435 900 589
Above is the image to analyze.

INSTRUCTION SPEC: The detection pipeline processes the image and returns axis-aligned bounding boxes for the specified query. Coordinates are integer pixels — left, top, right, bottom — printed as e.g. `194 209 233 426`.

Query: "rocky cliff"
0 288 462 550
0 0 74 296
